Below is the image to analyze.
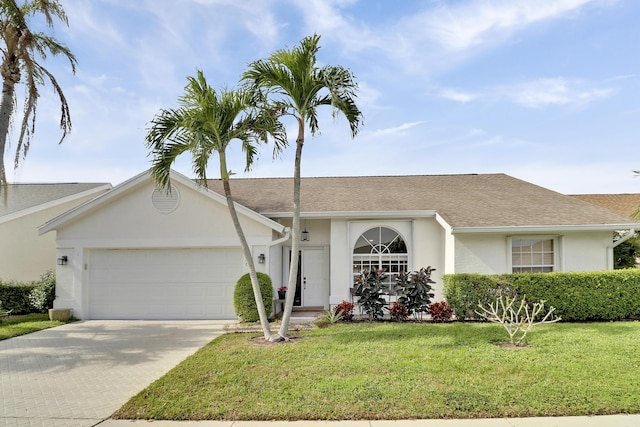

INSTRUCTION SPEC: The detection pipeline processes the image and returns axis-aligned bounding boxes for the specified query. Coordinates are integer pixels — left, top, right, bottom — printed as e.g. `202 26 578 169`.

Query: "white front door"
301 248 328 308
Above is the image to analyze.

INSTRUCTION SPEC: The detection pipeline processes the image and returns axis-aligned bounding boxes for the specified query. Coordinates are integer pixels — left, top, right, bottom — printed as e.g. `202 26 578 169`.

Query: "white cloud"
436 88 478 103
369 121 424 137
436 78 615 109
502 78 615 108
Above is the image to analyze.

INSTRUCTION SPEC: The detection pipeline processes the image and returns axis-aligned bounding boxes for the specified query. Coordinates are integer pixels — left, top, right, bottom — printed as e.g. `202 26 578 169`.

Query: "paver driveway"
0 320 232 427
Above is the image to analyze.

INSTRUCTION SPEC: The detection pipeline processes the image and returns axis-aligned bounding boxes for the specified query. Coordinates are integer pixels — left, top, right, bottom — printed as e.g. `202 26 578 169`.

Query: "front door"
292 248 328 308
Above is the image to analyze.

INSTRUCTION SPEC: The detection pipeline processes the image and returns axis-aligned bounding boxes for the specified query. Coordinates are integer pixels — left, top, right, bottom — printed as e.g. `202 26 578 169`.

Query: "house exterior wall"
0 193 105 282
453 231 613 274
53 179 276 319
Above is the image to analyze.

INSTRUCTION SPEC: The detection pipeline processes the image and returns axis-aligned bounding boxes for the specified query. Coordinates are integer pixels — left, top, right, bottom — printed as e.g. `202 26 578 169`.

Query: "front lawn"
114 322 640 421
0 313 65 340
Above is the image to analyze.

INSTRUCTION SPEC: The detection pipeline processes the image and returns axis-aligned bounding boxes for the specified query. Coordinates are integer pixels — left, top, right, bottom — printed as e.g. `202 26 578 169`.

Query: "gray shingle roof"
0 183 110 217
571 194 640 219
206 173 637 228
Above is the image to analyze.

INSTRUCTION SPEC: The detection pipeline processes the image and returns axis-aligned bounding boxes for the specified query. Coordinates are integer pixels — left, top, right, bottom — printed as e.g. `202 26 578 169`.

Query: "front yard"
0 313 65 340
114 321 640 421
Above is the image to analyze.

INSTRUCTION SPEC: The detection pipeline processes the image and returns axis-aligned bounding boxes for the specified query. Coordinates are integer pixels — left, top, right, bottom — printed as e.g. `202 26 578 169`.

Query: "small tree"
475 292 561 346
396 267 436 320
28 269 55 312
354 268 386 321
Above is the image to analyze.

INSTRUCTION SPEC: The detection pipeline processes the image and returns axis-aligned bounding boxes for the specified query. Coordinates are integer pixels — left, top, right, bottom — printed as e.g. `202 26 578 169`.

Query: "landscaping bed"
114 321 640 421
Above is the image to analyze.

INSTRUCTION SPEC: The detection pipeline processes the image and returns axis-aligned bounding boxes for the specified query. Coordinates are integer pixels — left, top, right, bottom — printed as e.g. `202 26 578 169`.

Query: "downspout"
265 226 291 277
608 228 635 269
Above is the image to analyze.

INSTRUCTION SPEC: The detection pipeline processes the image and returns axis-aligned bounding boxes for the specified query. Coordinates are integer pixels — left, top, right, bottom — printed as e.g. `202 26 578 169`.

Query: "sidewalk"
99 414 640 427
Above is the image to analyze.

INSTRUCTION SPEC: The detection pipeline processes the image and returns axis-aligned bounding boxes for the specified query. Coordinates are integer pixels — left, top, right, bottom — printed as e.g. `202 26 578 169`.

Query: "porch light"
302 221 310 242
57 255 68 266
258 253 266 264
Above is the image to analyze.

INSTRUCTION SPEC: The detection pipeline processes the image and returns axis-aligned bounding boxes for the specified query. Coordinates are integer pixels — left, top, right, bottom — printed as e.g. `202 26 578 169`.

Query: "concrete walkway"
0 320 232 427
1 321 638 427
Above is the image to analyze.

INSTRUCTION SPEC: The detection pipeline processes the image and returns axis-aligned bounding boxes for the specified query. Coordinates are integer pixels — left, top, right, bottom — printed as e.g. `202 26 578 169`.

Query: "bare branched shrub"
475 292 561 346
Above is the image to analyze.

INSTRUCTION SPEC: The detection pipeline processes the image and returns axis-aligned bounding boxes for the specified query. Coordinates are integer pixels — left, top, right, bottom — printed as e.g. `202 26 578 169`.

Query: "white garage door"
88 248 244 319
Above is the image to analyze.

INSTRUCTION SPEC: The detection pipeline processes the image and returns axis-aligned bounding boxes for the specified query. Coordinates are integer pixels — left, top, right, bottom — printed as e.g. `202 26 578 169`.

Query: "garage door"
88 248 244 319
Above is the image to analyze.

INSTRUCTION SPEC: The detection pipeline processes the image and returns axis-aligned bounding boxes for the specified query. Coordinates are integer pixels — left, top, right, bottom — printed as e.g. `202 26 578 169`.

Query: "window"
353 227 408 286
512 239 554 273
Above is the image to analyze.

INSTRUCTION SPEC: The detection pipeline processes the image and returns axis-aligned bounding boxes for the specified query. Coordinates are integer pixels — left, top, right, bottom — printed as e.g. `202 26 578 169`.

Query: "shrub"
475 292 561 346
28 270 56 313
443 270 640 322
387 301 409 321
0 301 12 323
233 272 274 322
0 280 36 315
333 300 354 321
428 301 453 322
355 268 386 321
396 267 436 320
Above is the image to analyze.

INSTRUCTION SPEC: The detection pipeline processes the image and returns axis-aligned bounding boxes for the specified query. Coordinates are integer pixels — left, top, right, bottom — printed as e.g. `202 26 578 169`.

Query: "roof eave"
451 223 639 234
264 210 438 219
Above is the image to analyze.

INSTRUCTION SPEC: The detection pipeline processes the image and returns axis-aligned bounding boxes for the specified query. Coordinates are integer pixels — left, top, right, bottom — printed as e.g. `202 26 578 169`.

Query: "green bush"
443 270 640 322
28 270 56 312
233 272 273 322
0 280 36 314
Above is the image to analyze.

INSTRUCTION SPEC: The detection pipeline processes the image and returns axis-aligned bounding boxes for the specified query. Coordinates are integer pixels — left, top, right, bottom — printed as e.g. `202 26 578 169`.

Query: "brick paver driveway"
0 320 231 426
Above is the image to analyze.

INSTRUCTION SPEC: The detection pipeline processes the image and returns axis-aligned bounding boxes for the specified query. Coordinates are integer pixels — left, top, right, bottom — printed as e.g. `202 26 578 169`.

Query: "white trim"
38 169 286 235
264 210 438 219
0 184 111 225
452 224 638 234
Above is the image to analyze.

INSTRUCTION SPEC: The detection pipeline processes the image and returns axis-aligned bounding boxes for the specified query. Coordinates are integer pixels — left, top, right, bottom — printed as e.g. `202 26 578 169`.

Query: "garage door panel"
88 248 243 320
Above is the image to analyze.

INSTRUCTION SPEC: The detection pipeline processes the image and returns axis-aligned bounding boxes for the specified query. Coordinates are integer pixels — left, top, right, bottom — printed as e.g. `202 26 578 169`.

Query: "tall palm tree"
146 70 286 340
243 34 363 340
0 0 77 186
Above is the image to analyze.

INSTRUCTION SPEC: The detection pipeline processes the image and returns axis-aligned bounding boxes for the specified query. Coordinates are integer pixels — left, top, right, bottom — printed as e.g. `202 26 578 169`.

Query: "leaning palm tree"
243 34 363 340
0 0 77 186
146 70 286 340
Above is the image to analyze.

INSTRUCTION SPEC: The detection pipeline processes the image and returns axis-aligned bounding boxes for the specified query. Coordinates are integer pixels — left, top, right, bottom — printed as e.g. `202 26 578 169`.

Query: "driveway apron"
0 320 231 426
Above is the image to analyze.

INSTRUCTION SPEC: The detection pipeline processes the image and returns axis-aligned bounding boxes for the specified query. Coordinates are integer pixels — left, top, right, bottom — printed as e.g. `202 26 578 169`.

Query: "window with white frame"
352 226 408 286
511 238 555 273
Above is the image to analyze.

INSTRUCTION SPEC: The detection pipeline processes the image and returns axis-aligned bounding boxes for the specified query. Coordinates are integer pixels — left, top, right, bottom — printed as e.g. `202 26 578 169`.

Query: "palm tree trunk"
0 79 16 188
219 151 272 340
277 117 305 339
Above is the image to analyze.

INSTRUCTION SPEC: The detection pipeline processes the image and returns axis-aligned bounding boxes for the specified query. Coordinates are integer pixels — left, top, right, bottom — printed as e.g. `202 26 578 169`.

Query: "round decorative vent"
152 185 180 214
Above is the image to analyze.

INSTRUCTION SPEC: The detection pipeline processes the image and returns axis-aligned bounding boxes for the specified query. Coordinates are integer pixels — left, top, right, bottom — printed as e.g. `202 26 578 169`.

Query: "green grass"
0 313 65 340
114 322 640 421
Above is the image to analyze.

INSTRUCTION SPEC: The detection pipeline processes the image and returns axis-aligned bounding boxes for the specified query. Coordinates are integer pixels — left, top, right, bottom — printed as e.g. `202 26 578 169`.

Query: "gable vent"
152 185 180 214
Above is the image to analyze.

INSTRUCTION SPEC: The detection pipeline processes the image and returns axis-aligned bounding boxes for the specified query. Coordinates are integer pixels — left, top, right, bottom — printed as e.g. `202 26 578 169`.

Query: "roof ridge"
206 173 504 181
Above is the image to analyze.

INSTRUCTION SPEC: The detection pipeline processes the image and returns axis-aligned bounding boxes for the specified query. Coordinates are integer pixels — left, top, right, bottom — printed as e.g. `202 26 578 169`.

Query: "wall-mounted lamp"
57 255 68 266
258 253 266 264
301 220 310 242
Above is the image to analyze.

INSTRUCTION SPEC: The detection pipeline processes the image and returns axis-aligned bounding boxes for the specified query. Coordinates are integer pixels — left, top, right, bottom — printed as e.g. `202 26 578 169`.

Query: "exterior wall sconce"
258 253 266 264
301 220 310 241
57 255 68 266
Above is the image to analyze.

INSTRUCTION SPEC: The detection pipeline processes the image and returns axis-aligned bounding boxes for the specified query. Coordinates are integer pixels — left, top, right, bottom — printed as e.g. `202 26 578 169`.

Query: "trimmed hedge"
0 281 36 315
443 270 640 322
233 272 274 322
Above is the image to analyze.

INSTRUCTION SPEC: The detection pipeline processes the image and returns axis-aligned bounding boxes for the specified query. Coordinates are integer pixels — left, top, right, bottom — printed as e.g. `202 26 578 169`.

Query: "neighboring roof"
0 183 112 220
206 173 638 230
39 170 286 235
571 194 640 219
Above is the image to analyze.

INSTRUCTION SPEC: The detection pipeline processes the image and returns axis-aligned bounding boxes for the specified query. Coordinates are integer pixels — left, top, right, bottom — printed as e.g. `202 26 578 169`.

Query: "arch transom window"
352 227 408 285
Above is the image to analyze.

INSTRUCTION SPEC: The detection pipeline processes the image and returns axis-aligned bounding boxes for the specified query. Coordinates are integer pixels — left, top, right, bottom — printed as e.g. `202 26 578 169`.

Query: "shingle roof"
0 183 110 217
570 194 640 219
206 173 636 229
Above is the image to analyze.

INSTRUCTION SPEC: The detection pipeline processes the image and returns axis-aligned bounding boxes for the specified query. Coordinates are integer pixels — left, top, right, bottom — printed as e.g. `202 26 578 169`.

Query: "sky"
4 0 640 194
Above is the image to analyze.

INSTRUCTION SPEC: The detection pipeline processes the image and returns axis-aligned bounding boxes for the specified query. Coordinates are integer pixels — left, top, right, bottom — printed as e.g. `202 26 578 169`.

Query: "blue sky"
5 0 640 194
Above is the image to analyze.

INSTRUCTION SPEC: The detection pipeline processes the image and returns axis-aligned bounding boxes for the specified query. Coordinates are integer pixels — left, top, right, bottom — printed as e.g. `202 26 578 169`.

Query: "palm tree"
0 0 77 186
146 70 286 340
243 34 363 340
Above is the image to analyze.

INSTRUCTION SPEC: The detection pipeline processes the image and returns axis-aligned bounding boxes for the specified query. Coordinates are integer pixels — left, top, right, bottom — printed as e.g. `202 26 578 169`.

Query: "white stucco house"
39 169 638 320
0 183 111 282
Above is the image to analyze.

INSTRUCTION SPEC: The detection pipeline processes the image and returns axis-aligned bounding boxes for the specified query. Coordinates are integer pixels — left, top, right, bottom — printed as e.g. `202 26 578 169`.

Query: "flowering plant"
277 286 287 292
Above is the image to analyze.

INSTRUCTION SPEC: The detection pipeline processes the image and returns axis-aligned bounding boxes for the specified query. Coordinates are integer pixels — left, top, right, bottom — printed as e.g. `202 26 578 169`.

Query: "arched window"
352 226 408 286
